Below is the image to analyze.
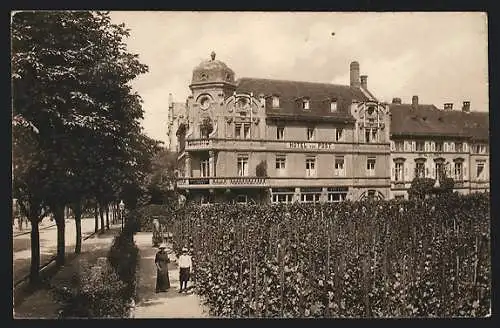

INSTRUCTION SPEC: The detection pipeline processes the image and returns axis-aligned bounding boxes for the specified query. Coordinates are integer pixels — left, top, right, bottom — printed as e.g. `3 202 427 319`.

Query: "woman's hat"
159 243 167 249
182 247 188 252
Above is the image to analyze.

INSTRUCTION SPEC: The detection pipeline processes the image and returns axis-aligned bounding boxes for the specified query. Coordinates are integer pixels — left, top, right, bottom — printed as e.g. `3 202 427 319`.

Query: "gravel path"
133 232 210 318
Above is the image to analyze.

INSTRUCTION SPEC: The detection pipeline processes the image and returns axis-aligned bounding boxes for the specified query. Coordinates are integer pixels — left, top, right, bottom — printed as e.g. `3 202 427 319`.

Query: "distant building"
166 93 187 152
175 52 489 204
389 97 489 199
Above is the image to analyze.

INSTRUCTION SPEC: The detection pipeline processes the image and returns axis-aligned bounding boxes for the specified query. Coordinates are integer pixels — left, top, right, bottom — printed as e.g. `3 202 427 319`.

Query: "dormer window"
330 99 337 112
272 95 280 108
200 73 208 81
302 98 310 110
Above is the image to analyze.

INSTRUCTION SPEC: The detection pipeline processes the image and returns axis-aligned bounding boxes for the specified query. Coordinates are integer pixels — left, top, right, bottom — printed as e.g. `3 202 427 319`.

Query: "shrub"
107 231 140 301
171 195 490 318
52 261 130 318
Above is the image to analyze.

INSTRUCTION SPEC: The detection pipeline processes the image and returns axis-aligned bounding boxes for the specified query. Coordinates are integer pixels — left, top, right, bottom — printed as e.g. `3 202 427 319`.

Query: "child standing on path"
178 247 192 293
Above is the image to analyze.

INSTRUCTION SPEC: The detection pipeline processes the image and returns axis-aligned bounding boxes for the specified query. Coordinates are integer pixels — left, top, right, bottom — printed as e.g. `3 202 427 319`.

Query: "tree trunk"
74 201 82 254
54 205 66 266
94 204 99 233
99 205 105 233
29 215 41 285
105 205 110 230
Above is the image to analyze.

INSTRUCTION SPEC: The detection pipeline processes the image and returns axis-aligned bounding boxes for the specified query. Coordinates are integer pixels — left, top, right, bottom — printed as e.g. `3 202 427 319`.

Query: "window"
416 162 425 178
365 128 378 143
243 124 250 139
330 100 338 112
307 127 315 141
301 188 322 203
335 128 343 141
236 195 248 204
474 144 486 154
455 142 463 152
271 188 294 203
272 95 280 108
416 141 425 152
275 156 286 172
395 141 404 152
476 162 485 179
334 157 345 176
276 126 285 140
200 158 210 177
327 187 348 202
367 190 376 201
235 124 241 139
435 142 443 152
235 123 250 139
306 157 316 177
237 156 249 177
435 162 444 180
395 162 404 181
454 162 463 180
302 99 310 110
366 157 376 176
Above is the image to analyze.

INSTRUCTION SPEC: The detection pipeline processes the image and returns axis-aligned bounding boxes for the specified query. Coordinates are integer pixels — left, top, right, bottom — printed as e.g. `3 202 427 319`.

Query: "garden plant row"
170 193 490 318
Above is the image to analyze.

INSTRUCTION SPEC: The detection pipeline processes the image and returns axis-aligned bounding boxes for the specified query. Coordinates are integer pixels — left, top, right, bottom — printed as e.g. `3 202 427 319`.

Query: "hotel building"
175 52 489 204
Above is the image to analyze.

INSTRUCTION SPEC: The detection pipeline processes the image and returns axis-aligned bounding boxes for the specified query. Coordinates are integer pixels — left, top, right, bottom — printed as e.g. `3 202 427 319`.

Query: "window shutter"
450 143 455 152
463 162 467 179
464 142 468 152
404 166 409 181
430 142 435 152
412 141 416 152
425 141 429 152
444 142 448 152
391 166 395 180
404 141 409 151
390 141 395 151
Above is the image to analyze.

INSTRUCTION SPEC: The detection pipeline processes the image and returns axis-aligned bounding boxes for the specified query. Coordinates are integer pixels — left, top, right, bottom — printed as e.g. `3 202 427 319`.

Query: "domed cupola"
191 51 236 86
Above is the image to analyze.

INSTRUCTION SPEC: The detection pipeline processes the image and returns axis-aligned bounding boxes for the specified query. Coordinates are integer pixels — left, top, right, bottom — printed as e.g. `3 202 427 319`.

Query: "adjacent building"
175 52 489 204
166 93 188 152
389 97 489 199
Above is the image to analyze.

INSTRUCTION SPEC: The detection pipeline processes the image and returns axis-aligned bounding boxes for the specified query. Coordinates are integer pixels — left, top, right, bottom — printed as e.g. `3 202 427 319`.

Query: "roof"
390 104 489 141
236 77 370 122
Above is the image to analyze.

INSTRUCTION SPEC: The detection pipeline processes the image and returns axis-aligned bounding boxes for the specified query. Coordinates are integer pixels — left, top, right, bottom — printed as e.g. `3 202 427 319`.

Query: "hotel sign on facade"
288 142 336 150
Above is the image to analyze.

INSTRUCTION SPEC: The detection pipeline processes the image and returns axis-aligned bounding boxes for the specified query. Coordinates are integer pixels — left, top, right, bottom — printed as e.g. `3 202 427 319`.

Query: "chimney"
350 61 360 88
444 103 453 110
411 95 419 110
168 93 174 109
360 75 368 90
462 101 471 112
392 98 402 104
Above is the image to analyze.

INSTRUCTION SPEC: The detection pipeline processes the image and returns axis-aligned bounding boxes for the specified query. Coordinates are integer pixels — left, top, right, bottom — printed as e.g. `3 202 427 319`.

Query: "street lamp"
119 200 125 231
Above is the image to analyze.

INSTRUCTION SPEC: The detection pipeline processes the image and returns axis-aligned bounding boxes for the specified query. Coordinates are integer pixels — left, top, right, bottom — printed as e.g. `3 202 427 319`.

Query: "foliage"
171 194 490 318
131 204 177 232
107 230 140 300
200 117 213 138
145 148 178 205
52 261 131 318
12 11 161 278
408 176 454 199
256 160 268 177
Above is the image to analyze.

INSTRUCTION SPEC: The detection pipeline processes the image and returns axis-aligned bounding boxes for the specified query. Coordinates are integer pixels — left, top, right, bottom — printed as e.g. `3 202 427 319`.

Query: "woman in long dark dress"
155 243 170 293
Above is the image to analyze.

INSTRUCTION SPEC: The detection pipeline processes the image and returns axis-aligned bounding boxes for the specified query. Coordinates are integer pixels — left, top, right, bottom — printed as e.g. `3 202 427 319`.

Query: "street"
13 218 98 284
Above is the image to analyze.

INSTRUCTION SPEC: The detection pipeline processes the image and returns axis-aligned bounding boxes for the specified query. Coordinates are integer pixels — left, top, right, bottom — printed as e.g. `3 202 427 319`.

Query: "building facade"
166 93 188 152
175 52 489 204
176 52 393 204
389 97 489 199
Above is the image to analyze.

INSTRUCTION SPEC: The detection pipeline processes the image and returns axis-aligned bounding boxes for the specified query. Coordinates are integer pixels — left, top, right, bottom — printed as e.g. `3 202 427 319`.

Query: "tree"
146 148 178 205
12 11 158 271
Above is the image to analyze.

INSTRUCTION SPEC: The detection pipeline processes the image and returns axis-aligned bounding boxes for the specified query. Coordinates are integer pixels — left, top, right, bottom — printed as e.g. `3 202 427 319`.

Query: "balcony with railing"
177 176 268 188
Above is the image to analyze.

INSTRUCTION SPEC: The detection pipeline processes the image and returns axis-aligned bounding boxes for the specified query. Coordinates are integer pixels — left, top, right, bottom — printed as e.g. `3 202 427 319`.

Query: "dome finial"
210 51 216 61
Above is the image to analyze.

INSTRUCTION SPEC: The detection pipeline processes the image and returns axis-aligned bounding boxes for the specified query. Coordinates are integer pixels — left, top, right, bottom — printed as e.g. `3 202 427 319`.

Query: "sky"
109 12 489 144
